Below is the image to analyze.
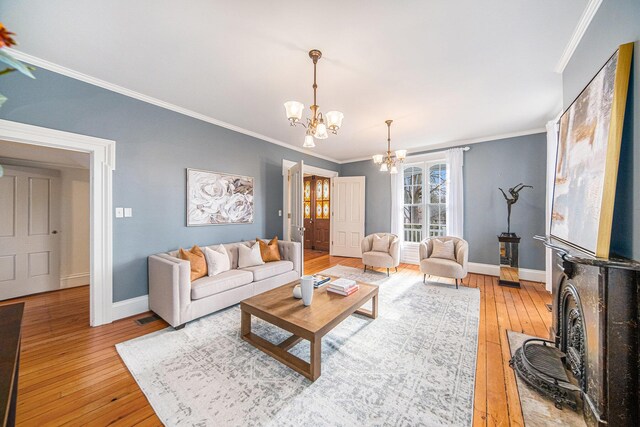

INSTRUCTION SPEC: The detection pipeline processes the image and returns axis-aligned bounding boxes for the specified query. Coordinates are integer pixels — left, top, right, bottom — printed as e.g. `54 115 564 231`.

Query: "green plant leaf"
0 49 35 78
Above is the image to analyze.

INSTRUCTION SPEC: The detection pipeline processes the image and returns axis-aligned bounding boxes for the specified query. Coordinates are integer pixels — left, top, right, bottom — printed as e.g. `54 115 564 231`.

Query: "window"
403 161 447 242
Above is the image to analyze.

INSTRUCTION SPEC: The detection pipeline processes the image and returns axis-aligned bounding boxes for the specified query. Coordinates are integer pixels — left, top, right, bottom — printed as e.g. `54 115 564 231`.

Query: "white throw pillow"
430 239 457 261
372 234 390 252
204 245 231 276
238 243 265 268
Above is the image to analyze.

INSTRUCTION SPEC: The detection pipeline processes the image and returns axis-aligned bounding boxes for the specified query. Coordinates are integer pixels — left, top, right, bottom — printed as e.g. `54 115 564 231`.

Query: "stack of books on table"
313 274 331 288
327 278 359 296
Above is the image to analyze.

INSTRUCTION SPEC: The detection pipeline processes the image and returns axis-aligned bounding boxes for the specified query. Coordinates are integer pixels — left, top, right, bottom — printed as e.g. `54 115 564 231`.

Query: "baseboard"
112 294 150 321
468 262 546 283
60 272 90 288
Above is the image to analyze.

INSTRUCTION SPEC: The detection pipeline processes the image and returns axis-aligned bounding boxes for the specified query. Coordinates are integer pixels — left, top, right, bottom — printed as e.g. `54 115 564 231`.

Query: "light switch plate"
278 210 282 217
124 208 132 218
115 207 124 218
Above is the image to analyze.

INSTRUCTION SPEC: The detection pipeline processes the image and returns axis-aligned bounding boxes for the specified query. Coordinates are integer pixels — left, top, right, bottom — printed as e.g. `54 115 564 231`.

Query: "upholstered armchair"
419 236 469 288
361 233 400 276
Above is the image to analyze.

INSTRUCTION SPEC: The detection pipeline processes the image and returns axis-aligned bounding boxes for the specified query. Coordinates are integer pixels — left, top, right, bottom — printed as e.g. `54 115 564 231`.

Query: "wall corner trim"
554 0 604 73
467 262 546 283
112 294 150 321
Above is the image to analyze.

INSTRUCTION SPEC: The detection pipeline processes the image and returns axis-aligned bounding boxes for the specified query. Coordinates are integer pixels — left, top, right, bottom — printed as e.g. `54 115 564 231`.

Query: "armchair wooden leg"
363 265 367 273
395 267 398 273
387 268 389 277
455 278 459 289
423 274 426 284
174 324 186 330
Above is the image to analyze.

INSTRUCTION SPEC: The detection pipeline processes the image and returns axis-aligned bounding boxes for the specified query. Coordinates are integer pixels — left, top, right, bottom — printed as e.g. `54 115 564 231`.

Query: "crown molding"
554 0 603 73
339 127 546 164
6 48 342 164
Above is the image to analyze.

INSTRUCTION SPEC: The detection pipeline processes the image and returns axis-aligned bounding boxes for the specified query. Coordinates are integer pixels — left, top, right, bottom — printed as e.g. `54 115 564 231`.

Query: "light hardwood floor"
3 251 551 426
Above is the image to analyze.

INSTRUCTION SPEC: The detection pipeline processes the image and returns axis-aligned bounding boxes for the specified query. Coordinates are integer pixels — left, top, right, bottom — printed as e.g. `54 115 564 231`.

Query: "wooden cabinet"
303 176 331 251
0 303 24 427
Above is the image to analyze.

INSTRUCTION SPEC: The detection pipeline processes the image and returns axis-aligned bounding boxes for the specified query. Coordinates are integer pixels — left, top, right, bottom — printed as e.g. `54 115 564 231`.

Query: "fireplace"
516 237 640 426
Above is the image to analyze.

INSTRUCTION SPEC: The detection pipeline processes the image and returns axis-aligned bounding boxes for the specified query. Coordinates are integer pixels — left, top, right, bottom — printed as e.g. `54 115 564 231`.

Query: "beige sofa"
148 240 301 328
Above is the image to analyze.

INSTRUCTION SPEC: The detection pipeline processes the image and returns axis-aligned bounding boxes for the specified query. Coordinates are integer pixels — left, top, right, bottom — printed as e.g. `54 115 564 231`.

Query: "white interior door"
0 166 61 300
331 176 365 257
288 160 304 269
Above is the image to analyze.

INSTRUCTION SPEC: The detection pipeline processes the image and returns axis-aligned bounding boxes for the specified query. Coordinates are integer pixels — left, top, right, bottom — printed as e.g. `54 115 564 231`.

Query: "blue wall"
341 133 547 270
0 67 339 302
562 0 640 260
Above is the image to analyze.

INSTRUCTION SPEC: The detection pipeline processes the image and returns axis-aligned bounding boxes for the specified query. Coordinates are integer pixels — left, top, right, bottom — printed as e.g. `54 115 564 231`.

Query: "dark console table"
0 303 24 427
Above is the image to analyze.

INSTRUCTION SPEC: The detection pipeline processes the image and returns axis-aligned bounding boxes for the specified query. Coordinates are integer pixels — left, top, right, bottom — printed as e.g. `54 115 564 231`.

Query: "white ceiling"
1 0 587 162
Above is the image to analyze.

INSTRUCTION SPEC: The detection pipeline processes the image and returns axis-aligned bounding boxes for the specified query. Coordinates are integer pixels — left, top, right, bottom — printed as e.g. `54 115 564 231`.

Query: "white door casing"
0 119 115 326
288 161 304 268
281 159 338 242
331 176 365 257
0 166 61 299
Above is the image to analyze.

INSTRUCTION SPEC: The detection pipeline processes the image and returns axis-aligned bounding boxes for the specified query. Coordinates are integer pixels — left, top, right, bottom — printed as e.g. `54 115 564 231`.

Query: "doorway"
0 119 115 326
0 144 90 307
303 175 331 252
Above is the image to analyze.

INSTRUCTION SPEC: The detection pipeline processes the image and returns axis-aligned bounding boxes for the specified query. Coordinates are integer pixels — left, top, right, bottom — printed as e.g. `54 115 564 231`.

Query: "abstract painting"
187 168 253 226
550 43 632 256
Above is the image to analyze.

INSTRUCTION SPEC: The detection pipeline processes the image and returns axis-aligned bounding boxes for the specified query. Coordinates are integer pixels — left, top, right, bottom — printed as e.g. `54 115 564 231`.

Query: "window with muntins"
403 161 447 242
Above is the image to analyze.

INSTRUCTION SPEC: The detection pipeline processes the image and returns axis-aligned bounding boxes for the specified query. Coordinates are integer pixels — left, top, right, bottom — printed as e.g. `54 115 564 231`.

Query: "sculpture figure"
498 183 533 235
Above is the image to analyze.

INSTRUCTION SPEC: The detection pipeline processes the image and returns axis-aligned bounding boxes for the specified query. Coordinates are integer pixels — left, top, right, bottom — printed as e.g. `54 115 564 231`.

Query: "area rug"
507 331 586 427
117 266 480 426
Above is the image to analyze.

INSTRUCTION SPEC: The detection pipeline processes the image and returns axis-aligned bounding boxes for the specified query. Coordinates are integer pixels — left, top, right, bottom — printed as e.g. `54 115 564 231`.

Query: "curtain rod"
406 146 470 158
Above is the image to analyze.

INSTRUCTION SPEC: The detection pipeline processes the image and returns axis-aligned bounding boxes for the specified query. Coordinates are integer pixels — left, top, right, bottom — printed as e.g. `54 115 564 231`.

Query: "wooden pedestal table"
240 277 378 381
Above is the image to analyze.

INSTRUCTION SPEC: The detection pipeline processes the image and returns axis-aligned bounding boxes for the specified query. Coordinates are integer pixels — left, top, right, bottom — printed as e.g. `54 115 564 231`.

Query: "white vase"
300 275 314 306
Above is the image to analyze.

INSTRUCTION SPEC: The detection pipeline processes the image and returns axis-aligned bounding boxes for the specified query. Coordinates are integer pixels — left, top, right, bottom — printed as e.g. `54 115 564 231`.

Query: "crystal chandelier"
284 49 344 148
373 120 407 174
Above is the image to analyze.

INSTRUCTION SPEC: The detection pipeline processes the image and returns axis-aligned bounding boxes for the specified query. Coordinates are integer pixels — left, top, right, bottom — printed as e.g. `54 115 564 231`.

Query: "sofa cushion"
372 234 390 252
241 260 294 282
238 242 265 268
430 239 456 261
178 245 208 281
257 237 281 262
420 257 464 279
362 251 394 268
191 269 253 300
204 245 231 276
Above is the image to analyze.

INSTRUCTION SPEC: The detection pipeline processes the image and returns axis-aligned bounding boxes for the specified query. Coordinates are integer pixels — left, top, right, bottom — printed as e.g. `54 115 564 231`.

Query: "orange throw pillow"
178 245 208 281
257 237 281 262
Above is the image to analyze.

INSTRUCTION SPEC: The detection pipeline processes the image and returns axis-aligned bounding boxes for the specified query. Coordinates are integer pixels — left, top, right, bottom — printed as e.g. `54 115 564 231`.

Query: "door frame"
281 159 338 242
0 119 115 326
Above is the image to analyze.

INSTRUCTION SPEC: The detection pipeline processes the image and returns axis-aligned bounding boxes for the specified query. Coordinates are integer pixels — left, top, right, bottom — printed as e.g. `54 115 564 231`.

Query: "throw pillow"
372 234 390 252
178 245 208 281
430 239 457 261
238 242 265 268
204 245 231 276
257 236 281 262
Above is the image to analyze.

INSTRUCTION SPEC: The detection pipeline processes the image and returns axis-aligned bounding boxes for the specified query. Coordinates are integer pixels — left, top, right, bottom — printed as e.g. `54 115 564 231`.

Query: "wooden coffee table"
240 277 378 381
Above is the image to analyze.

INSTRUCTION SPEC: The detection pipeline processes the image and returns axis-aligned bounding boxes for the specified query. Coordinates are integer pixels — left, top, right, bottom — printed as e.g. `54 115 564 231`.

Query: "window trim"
402 156 447 245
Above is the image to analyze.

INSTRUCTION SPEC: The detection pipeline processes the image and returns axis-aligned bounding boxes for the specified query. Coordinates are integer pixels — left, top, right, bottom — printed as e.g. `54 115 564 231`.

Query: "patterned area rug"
117 265 480 426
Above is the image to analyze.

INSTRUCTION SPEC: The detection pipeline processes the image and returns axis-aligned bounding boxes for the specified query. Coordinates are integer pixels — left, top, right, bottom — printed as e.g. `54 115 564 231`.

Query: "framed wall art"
550 42 632 257
186 168 254 226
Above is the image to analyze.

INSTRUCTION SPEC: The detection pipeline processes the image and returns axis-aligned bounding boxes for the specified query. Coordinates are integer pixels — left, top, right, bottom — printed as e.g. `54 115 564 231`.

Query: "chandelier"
284 49 344 148
373 120 407 174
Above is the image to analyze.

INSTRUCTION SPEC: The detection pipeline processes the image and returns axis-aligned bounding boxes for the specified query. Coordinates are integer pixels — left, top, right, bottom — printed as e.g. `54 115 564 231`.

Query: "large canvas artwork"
187 169 254 226
550 43 632 257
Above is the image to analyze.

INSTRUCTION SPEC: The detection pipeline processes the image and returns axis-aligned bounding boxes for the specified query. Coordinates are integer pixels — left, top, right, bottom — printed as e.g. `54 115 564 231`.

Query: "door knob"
52 230 58 234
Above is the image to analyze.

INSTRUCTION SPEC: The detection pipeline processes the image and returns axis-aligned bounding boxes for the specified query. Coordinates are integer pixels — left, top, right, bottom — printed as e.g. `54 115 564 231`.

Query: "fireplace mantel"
534 235 639 427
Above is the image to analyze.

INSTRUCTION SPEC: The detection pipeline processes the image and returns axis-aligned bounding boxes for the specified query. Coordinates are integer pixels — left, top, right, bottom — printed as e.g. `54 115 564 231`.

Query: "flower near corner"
0 23 16 48
0 21 35 107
